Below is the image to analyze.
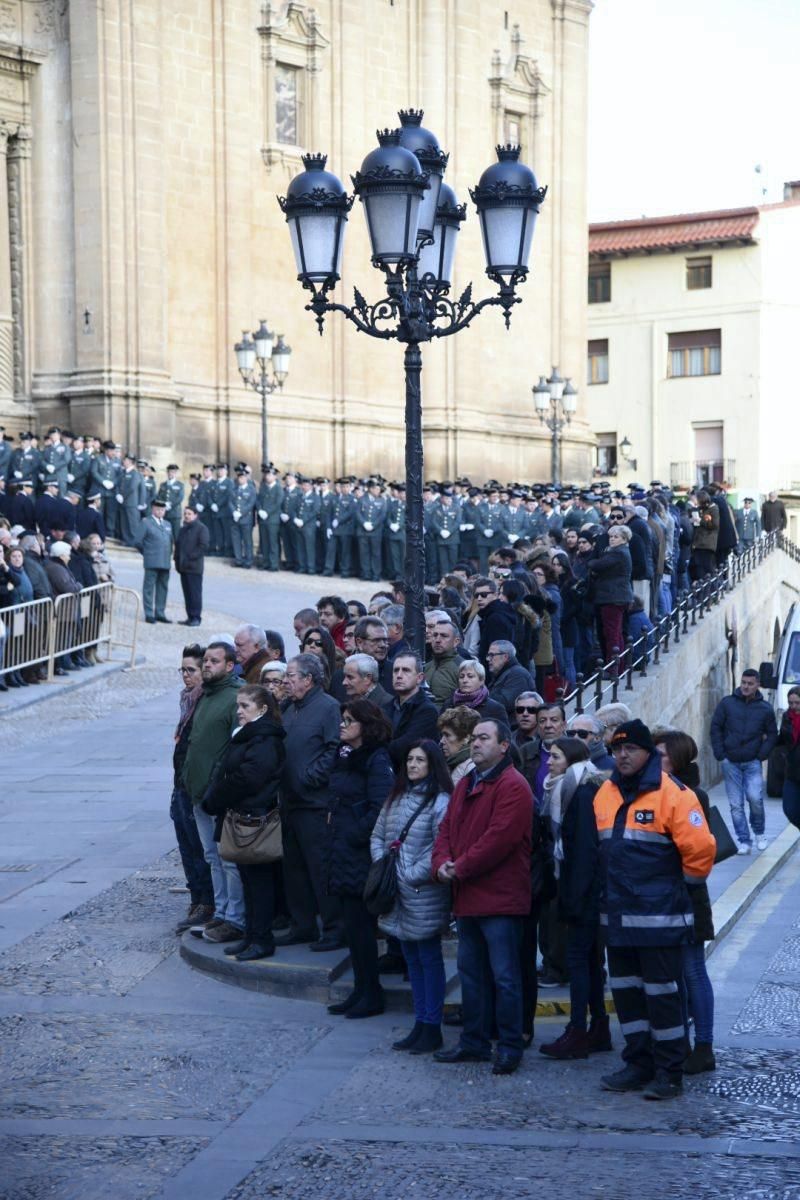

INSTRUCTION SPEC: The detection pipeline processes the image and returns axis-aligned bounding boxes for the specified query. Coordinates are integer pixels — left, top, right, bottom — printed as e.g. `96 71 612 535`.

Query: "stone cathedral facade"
0 0 594 480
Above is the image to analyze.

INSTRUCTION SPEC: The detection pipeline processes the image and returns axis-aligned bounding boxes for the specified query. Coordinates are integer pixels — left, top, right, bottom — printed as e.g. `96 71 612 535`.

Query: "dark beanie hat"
609 719 655 753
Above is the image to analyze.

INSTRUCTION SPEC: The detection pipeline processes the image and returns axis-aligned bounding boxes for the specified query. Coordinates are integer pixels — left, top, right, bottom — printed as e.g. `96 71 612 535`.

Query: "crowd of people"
165 574 792 1100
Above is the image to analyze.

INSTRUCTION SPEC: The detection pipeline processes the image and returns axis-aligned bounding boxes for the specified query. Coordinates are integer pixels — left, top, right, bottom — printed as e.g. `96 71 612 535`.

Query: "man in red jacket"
432 719 533 1074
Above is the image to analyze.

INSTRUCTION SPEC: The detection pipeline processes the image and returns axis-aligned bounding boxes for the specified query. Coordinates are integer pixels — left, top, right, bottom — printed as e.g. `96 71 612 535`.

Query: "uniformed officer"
478 485 507 572
136 496 174 624
42 427 72 496
502 489 529 547
10 432 42 495
423 482 439 584
256 463 284 571
157 464 185 543
230 467 257 568
357 478 387 581
75 490 107 541
119 453 146 546
138 460 157 511
10 478 35 529
209 463 233 557
35 480 74 538
384 482 406 579
280 471 301 570
315 476 334 574
459 486 483 567
324 477 357 577
295 475 322 575
0 427 11 481
429 488 461 574
91 441 122 538
66 435 92 497
194 464 215 532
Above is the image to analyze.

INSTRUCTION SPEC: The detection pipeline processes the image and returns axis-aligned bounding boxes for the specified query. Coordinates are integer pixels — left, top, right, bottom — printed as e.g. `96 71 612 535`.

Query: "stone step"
179 933 351 1003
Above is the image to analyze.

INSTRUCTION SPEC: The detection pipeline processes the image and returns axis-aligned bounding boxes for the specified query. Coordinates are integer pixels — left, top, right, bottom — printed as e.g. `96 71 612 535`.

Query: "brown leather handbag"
218 808 282 865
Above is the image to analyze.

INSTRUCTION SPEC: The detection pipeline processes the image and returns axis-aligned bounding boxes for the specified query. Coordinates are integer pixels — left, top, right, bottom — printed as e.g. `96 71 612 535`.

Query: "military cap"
203 463 215 470
189 472 200 481
86 490 102 502
46 426 61 435
19 478 34 486
20 431 32 441
151 496 167 507
167 462 180 471
217 462 229 471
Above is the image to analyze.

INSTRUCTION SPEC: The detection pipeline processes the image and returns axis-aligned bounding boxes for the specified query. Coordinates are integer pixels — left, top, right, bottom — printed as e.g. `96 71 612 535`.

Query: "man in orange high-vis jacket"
593 719 716 1101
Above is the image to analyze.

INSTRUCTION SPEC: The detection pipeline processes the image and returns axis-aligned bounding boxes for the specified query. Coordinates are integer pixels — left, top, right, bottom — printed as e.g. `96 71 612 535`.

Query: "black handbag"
708 804 737 864
364 796 430 917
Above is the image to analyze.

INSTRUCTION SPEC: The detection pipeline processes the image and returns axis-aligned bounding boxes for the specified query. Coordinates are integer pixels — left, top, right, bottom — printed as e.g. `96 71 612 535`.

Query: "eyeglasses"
515 705 538 714
178 667 198 675
340 717 355 727
567 729 593 740
486 651 504 658
305 639 323 648
364 636 388 644
474 591 492 599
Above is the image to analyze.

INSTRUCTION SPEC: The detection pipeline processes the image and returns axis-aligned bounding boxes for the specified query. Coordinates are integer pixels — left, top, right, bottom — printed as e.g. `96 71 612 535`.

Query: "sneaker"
737 843 751 855
756 836 768 851
537 968 566 989
190 916 224 938
202 921 245 943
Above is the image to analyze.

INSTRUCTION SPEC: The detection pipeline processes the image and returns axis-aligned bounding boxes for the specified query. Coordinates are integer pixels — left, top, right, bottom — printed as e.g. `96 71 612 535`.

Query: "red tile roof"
589 206 760 257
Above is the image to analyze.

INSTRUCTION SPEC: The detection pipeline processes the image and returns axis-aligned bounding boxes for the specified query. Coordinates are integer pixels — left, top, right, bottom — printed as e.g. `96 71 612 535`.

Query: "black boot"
236 943 274 962
392 1021 424 1051
683 1041 716 1074
408 1024 443 1055
345 988 385 1019
328 990 362 1015
224 939 250 957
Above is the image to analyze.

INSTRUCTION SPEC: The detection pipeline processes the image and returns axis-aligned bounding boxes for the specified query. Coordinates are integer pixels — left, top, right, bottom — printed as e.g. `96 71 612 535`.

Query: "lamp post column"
551 415 561 489
259 364 269 469
403 341 426 659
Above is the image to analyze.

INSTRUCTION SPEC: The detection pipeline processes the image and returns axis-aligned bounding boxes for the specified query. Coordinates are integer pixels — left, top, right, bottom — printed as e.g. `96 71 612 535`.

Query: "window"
588 262 611 303
275 64 300 145
686 255 712 290
504 112 522 153
588 338 609 384
596 433 617 475
668 329 721 378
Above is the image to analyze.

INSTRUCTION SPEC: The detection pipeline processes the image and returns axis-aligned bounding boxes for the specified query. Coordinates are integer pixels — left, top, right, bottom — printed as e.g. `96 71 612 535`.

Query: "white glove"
332 518 339 529
258 509 267 520
280 512 289 522
484 528 493 537
103 479 113 490
326 528 333 540
364 521 374 532
115 493 123 503
46 464 54 473
137 504 146 511
390 522 399 533
508 533 519 544
67 474 74 482
460 524 467 531
295 517 304 527
196 503 204 513
440 528 451 539
233 511 241 522
211 503 219 513
14 470 21 478
464 523 474 531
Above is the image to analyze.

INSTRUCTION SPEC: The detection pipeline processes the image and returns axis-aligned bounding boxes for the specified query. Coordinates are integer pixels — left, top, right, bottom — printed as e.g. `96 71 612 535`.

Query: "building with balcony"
584 186 800 499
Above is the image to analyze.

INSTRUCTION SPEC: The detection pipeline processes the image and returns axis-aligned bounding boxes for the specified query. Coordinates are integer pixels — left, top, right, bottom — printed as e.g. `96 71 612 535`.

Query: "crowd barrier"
563 531 786 716
0 584 140 683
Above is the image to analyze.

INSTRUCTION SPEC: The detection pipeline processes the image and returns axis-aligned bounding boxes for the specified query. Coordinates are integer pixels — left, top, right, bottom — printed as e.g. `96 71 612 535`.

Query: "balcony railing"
669 459 736 489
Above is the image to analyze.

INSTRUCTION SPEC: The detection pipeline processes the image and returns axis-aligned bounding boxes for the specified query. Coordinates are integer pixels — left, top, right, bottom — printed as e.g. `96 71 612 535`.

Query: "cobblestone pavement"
3 563 800 1199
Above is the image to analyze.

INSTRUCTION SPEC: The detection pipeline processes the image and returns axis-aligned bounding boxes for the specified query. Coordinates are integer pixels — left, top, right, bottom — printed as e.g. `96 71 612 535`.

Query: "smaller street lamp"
533 366 578 487
234 320 292 468
619 435 637 471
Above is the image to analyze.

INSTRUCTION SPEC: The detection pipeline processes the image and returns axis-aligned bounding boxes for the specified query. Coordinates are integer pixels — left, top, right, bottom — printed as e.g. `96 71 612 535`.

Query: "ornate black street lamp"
533 367 577 488
234 320 292 468
278 111 546 655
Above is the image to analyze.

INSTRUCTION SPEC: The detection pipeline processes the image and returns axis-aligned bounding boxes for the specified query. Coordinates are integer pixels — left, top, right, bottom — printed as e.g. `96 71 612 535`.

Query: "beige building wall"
0 0 594 482
586 201 800 498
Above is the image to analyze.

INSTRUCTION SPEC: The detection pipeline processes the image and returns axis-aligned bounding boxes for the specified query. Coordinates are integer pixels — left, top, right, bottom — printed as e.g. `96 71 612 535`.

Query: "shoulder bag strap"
396 796 431 845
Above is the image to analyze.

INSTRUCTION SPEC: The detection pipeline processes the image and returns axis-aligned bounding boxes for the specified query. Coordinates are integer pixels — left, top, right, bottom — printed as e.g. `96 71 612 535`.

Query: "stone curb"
180 830 800 1016
0 654 145 714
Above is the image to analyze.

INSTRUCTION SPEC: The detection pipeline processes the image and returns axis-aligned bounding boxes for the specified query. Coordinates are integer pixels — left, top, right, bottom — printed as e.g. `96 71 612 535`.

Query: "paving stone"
304 1041 800 1143
732 981 800 1036
2 1011 328 1121
224 1139 800 1199
1 1134 207 1200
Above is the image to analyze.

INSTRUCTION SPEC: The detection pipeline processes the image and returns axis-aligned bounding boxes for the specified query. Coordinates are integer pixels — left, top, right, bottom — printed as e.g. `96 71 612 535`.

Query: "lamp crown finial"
398 108 424 126
495 144 521 162
376 128 401 146
301 152 327 171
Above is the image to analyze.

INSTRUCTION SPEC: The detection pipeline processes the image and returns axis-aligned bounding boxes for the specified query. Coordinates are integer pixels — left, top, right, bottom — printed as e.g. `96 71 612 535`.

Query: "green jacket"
182 672 241 802
423 650 463 707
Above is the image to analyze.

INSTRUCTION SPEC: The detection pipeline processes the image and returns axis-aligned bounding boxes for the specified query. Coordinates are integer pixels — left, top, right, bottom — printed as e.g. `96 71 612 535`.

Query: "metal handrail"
563 531 786 715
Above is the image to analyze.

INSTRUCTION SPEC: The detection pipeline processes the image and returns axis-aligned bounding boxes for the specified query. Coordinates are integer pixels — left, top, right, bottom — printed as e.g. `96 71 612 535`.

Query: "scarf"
789 710 800 746
545 761 597 878
175 682 203 741
452 683 490 709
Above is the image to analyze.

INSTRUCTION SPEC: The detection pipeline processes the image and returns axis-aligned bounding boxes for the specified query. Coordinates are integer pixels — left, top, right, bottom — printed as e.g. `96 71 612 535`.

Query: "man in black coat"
10 480 35 530
35 481 75 539
382 651 439 769
475 579 517 667
174 505 210 627
709 484 738 566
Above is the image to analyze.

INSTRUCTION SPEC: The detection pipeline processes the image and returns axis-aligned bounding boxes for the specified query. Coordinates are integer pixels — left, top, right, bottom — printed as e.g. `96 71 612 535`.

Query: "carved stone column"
7 124 31 400
0 120 13 401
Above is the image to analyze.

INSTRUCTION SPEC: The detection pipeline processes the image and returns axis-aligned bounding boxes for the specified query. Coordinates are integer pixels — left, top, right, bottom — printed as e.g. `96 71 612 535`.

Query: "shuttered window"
668 329 721 378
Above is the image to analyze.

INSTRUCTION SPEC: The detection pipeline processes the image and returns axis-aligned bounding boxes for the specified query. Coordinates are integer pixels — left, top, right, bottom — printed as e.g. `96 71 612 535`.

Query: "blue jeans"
681 940 714 1043
565 922 606 1032
170 786 212 906
721 759 766 844
456 915 524 1059
401 936 446 1025
562 645 577 687
782 778 800 831
193 804 246 928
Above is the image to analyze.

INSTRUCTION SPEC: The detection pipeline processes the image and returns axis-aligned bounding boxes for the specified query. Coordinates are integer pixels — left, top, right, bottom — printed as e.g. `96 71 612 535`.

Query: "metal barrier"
0 584 140 684
563 531 785 716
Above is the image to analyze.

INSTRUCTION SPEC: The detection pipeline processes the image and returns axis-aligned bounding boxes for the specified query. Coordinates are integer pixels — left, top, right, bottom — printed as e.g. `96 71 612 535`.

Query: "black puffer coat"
673 763 714 943
710 688 777 763
777 712 800 783
325 742 395 896
587 544 633 606
202 715 285 817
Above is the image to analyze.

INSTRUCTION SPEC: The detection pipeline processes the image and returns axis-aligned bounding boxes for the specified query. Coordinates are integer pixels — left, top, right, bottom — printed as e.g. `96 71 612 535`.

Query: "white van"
759 602 800 795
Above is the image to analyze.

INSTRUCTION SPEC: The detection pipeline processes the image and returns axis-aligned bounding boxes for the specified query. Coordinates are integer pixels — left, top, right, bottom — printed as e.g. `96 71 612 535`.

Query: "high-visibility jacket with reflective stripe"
593 755 716 947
